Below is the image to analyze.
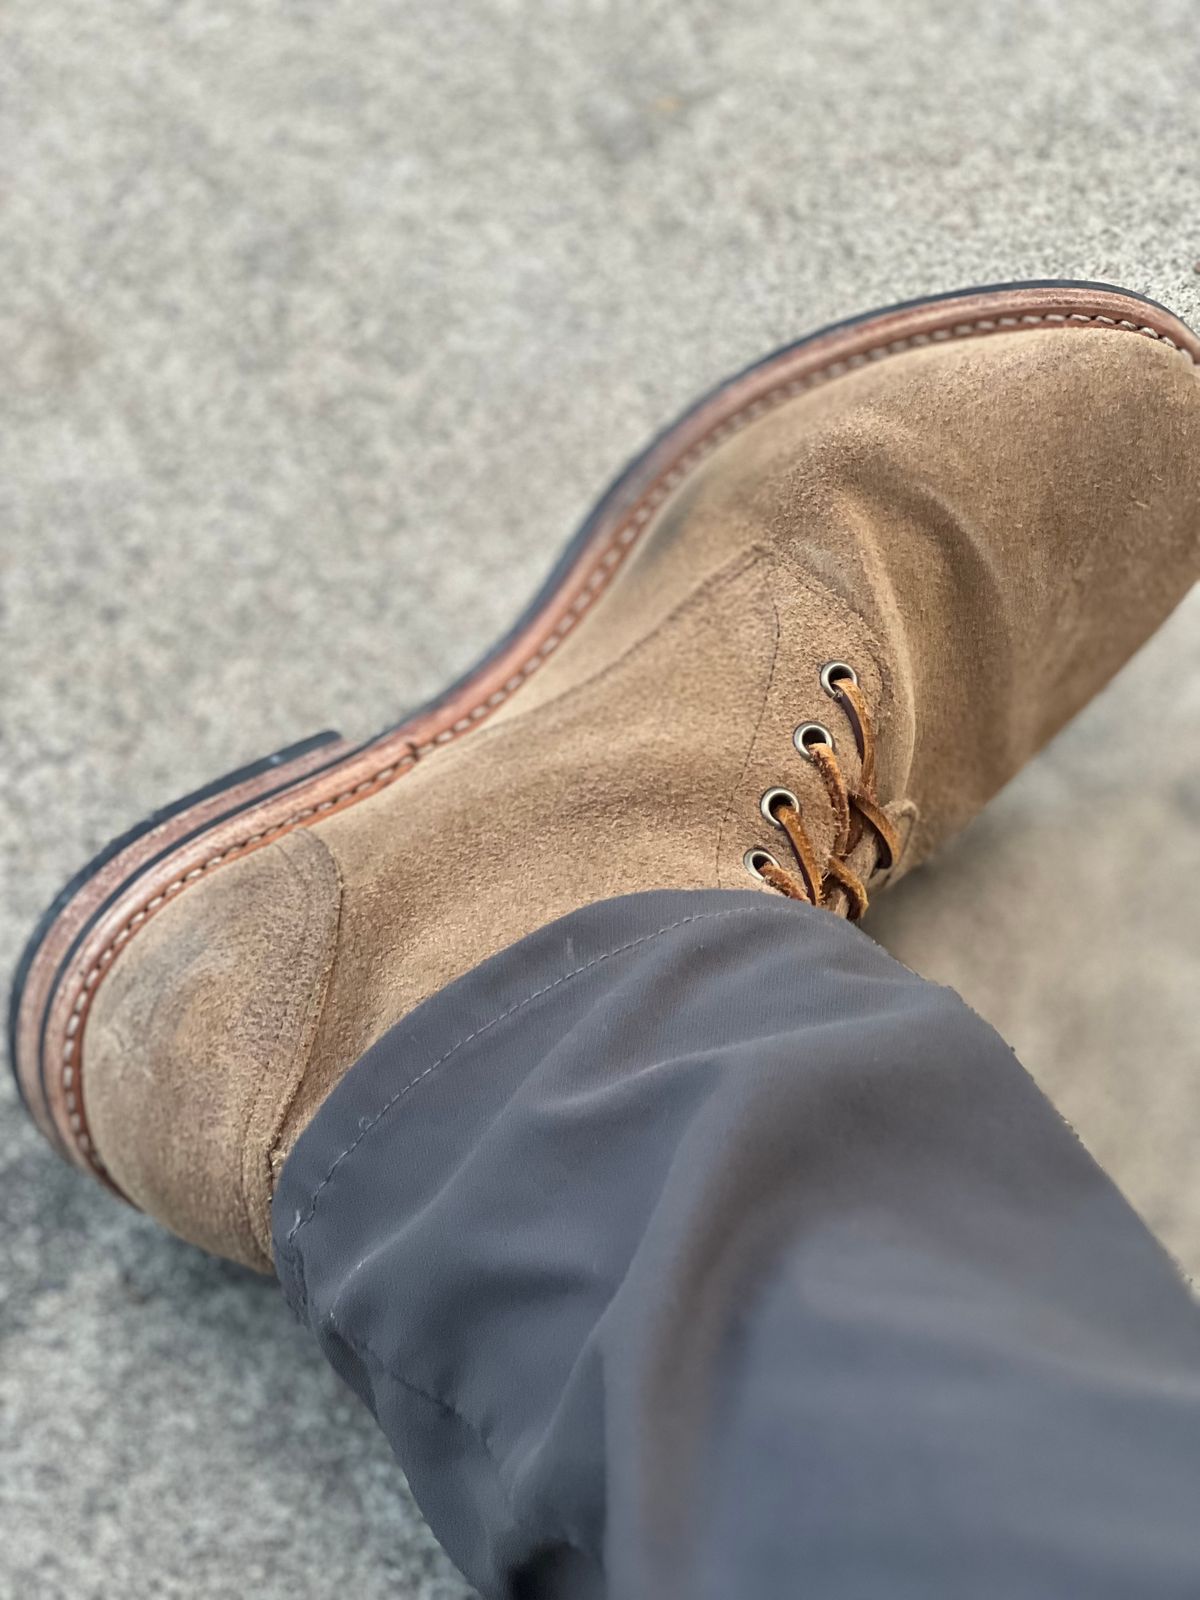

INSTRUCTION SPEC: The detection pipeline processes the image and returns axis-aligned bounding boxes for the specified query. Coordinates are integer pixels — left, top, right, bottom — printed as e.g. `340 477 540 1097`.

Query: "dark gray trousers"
274 890 1200 1600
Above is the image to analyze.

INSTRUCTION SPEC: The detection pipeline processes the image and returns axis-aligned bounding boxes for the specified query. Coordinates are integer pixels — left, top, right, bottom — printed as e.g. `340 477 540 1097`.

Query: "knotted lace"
754 671 900 920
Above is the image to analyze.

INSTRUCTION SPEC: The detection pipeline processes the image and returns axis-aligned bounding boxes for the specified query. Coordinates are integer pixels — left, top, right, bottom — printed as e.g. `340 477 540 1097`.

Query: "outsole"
11 278 1199 1189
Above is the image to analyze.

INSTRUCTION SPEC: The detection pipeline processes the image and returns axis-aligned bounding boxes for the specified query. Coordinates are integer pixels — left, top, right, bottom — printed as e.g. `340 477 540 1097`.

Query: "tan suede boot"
12 280 1200 1270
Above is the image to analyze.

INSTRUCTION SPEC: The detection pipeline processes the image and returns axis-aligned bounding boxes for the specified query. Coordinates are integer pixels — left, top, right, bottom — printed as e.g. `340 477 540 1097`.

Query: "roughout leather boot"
11 280 1200 1271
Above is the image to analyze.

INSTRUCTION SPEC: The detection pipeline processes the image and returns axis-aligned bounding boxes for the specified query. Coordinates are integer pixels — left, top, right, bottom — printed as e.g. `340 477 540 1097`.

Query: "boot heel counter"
84 828 342 1270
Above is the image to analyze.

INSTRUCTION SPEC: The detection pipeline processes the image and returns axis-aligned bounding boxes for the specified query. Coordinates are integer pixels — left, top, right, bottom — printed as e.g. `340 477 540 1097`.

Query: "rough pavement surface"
2 2 1199 1595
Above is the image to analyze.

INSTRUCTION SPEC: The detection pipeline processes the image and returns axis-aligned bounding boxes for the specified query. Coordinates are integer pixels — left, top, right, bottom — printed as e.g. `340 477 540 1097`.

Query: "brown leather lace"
754 672 900 920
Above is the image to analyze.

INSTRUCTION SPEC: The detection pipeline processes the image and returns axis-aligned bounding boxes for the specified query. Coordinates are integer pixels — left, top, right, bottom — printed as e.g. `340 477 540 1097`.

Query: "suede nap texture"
83 327 1200 1270
7 8 1200 1593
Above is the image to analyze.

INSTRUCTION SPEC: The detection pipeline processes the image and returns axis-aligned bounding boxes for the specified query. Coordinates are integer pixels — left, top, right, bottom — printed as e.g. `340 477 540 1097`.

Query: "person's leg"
276 889 1200 1600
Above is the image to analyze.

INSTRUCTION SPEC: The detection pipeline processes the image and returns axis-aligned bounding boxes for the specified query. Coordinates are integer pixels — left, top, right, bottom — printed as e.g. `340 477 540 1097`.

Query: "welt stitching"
56 310 1196 1176
286 906 762 1245
56 751 416 1168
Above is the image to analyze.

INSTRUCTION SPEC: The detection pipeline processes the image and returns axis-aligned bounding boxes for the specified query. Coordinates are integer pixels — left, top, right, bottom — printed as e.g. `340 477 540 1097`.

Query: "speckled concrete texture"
2 2 1199 1595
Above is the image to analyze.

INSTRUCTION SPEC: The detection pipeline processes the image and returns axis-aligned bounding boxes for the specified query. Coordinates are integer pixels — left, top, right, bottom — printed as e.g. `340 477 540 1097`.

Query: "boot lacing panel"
744 664 899 920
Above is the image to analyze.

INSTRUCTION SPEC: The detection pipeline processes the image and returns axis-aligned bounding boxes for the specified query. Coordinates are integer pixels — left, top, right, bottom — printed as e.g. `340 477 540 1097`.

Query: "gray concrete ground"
2 2 1199 1595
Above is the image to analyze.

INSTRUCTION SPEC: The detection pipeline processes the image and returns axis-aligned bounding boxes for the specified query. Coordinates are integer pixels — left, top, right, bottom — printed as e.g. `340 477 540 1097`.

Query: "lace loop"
806 741 852 856
821 856 870 920
831 676 876 793
750 665 897 919
771 799 827 906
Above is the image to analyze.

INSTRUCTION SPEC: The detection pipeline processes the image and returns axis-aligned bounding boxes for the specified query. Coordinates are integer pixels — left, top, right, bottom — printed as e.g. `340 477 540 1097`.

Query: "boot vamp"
572 326 1200 865
759 328 1199 859
500 327 1198 869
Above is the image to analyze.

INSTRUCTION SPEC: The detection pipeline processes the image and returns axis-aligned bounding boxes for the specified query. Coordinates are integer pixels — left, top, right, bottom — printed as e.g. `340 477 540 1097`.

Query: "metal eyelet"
743 847 780 881
819 660 858 698
760 787 799 826
793 722 835 758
